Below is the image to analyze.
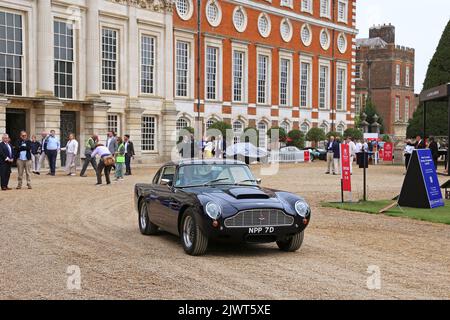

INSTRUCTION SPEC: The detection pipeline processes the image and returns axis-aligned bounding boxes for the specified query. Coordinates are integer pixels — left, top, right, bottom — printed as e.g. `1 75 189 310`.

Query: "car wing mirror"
161 179 173 187
256 178 262 185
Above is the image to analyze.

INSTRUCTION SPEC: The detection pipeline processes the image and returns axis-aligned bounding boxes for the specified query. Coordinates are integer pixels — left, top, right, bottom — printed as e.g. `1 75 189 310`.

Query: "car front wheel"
139 201 159 235
181 209 208 256
276 231 304 252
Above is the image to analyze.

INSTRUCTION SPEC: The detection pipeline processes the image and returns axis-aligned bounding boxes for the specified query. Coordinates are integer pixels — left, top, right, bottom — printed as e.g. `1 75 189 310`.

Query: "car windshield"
175 164 257 187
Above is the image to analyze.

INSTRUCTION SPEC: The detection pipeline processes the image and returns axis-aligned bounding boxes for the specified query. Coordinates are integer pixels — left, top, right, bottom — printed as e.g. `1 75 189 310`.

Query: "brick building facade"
355 24 416 134
173 0 358 147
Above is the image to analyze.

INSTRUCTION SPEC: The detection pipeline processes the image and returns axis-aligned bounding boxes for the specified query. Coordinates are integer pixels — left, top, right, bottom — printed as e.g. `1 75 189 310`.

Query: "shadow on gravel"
154 231 291 258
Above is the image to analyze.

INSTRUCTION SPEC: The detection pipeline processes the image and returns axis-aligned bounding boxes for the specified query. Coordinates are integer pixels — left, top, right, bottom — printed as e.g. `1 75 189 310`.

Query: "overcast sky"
356 0 450 92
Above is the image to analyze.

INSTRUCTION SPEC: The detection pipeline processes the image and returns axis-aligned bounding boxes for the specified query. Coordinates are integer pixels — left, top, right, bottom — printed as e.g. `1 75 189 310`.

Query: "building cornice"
108 0 174 13
225 0 358 35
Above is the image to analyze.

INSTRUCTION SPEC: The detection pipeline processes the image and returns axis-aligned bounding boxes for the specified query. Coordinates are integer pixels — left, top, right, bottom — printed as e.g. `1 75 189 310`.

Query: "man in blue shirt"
45 130 60 176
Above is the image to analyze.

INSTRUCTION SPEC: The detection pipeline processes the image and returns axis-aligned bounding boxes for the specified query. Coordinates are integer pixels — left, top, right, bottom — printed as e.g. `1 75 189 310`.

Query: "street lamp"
366 56 372 100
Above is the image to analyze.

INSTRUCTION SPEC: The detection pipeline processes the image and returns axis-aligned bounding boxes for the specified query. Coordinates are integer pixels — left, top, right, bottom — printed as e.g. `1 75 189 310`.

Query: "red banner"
340 144 352 192
383 142 394 162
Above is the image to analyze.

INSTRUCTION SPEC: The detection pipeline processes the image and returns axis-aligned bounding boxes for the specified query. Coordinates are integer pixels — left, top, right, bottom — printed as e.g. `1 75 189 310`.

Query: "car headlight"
295 200 310 218
205 202 222 220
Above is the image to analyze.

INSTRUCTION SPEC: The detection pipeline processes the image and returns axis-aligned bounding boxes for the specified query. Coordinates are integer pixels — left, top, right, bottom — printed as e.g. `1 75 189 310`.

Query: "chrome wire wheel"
140 204 148 230
183 215 195 248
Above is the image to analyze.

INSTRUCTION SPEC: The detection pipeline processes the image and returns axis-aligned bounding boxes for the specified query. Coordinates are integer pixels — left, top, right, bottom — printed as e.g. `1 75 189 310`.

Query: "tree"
306 127 326 146
407 20 450 138
287 130 305 149
208 121 232 138
267 127 287 143
343 128 363 140
382 134 392 142
326 131 343 140
363 98 385 133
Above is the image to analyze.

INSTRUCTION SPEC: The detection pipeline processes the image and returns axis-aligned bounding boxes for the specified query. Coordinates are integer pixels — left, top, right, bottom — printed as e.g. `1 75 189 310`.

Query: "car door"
151 166 178 232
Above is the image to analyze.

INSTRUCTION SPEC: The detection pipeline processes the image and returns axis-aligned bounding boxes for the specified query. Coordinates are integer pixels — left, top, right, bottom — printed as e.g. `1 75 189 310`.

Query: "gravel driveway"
0 162 449 299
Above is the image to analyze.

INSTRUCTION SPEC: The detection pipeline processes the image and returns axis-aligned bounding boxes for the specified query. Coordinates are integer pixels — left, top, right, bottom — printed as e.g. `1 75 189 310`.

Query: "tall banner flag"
383 142 394 162
340 144 352 192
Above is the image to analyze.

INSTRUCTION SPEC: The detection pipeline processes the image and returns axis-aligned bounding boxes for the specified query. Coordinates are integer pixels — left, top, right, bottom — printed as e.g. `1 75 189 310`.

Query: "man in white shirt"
91 144 113 185
346 137 357 174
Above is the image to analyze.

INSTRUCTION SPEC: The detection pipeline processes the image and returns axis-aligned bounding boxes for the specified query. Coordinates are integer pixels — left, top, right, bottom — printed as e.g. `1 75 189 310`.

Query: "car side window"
160 166 176 184
152 169 162 185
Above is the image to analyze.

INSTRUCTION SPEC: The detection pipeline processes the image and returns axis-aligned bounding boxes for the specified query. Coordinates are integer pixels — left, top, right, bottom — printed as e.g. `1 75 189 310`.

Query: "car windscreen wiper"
235 179 258 185
202 178 230 186
176 178 232 188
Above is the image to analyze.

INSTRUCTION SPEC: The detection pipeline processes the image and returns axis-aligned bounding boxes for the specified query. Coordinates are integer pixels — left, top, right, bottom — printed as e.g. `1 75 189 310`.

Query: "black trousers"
46 150 58 174
125 154 132 174
80 154 98 176
96 159 111 184
0 162 11 188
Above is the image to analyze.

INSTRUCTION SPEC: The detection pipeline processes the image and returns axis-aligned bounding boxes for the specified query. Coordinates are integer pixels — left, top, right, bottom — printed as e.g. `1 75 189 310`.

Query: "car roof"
164 159 247 167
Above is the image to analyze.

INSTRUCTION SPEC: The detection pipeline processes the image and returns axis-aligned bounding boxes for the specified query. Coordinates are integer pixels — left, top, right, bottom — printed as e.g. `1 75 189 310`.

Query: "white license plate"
248 227 275 234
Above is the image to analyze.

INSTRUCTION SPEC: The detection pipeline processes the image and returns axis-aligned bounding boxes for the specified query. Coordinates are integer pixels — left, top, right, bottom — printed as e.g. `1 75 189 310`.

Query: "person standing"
204 137 215 159
62 133 78 176
333 137 341 175
124 134 135 175
80 135 98 177
30 135 41 174
45 130 60 176
347 137 356 174
115 137 125 181
37 132 48 175
428 136 439 170
15 131 33 190
91 144 113 186
106 131 118 156
325 136 338 175
404 139 415 172
415 135 426 149
0 133 14 191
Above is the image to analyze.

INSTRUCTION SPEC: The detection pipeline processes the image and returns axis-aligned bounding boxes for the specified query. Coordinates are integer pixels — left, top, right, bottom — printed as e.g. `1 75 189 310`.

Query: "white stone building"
0 0 177 164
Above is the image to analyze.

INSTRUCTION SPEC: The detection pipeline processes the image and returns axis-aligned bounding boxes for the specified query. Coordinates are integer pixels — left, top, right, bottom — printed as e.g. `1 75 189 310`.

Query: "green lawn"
322 200 450 225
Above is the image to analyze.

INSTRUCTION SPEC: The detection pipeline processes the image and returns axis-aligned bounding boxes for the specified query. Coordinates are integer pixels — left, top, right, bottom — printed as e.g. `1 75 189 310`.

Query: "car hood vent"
227 188 270 200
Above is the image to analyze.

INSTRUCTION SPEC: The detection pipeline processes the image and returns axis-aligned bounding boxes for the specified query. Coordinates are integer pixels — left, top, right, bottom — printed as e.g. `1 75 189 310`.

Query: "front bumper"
201 215 309 243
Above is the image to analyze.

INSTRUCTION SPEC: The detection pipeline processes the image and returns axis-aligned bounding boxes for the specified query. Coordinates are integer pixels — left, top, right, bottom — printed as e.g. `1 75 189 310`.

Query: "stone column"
161 104 178 161
393 121 408 164
83 99 110 145
163 11 174 101
160 11 177 161
34 100 63 135
125 101 144 159
36 0 54 97
86 0 101 98
0 96 9 134
128 6 139 99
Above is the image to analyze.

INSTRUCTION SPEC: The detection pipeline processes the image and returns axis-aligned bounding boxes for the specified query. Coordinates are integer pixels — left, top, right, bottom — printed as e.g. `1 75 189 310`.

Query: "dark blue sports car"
134 159 311 256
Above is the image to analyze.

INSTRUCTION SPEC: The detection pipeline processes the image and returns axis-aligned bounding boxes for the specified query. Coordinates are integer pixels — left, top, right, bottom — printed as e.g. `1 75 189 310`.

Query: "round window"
258 14 271 38
320 29 330 50
233 7 247 32
301 24 312 46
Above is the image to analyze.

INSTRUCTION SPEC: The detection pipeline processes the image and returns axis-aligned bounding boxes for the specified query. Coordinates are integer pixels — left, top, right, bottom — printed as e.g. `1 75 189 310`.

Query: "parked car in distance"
134 159 311 256
301 148 327 161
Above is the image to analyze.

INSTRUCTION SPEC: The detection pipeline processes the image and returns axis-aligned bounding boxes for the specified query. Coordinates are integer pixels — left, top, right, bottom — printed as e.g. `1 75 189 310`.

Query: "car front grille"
224 209 295 228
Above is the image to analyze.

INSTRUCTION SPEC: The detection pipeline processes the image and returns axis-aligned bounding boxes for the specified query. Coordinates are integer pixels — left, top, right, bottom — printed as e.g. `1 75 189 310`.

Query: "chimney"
369 23 395 44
